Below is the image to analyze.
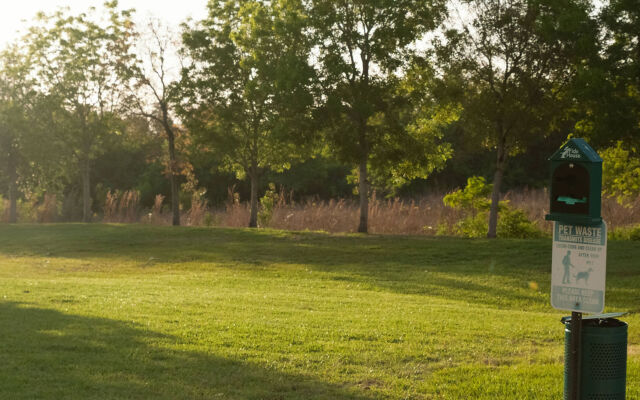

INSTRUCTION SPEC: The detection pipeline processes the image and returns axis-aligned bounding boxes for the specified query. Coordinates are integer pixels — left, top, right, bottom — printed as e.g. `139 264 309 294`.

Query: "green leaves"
311 0 452 188
441 0 596 148
180 0 316 178
443 176 492 212
601 141 640 205
573 0 640 146
0 44 60 204
26 2 137 156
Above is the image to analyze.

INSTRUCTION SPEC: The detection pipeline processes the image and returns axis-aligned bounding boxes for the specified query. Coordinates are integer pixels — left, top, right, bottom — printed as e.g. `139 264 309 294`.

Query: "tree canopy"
0 0 637 236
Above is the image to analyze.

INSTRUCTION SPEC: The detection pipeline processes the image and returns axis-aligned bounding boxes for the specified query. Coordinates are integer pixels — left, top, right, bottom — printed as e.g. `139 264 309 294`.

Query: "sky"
0 0 209 49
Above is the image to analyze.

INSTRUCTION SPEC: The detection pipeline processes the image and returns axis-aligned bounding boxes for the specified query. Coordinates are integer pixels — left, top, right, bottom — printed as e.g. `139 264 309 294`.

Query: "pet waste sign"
551 221 607 313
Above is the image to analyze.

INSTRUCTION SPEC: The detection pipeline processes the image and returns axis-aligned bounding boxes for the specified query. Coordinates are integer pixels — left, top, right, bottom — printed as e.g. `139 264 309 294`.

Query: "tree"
180 0 316 228
26 2 137 222
437 0 597 238
128 18 184 226
601 0 640 146
573 0 640 147
0 43 64 223
309 0 448 233
0 45 34 223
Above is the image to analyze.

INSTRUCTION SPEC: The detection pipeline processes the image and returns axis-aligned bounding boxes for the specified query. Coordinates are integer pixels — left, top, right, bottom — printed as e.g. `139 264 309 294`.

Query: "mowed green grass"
0 224 638 399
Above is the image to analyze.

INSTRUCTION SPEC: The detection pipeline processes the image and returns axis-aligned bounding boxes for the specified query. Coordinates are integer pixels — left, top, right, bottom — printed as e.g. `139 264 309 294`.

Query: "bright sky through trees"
0 0 208 49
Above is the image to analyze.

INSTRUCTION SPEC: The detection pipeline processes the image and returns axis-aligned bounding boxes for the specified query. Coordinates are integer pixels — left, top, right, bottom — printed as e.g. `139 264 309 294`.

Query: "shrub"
17 199 38 223
451 213 488 238
497 207 546 239
601 141 640 205
610 224 640 241
258 183 278 228
440 176 545 238
203 212 216 227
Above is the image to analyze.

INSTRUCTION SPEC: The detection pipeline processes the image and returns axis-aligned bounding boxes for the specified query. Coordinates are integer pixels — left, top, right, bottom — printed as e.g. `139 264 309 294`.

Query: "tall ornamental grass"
2 187 639 238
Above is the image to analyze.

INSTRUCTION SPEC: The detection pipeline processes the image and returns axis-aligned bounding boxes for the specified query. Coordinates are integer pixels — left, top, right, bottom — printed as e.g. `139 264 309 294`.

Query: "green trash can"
563 313 628 400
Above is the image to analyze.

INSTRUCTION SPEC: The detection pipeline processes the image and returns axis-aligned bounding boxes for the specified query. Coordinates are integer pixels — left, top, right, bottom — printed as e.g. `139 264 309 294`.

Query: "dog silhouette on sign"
574 268 594 285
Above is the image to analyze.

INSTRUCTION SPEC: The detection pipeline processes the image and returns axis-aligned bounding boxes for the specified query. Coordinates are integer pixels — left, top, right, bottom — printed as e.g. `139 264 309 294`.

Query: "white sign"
551 221 607 313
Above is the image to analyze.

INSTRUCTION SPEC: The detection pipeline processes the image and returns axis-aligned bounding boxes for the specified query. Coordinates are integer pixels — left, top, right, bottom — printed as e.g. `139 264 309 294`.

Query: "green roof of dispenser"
549 138 603 162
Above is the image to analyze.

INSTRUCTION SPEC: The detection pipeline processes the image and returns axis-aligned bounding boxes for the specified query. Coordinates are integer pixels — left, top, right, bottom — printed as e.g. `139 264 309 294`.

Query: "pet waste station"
546 138 628 400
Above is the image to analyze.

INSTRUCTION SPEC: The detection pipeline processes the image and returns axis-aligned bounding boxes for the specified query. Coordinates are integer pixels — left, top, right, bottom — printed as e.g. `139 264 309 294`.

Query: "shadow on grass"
0 301 372 400
1 224 638 309
0 224 549 272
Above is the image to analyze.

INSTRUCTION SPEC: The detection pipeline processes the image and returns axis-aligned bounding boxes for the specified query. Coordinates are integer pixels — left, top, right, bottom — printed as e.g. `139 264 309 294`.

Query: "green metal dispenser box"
545 138 602 226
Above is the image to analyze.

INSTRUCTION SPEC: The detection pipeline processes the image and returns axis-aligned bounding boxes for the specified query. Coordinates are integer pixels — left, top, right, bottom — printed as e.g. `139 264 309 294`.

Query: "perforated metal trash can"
563 314 628 400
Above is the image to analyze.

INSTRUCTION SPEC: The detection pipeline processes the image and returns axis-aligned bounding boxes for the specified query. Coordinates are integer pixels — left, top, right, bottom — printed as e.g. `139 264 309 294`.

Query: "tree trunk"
169 171 180 226
248 169 258 228
357 156 369 233
81 159 92 223
166 130 180 226
7 151 17 224
487 143 506 239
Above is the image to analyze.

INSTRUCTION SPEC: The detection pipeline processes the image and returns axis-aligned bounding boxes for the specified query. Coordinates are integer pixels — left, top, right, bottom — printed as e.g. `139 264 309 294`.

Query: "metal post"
570 311 582 400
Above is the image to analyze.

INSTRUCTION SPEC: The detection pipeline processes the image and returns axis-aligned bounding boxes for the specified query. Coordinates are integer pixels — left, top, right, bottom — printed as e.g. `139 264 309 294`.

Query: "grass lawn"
0 224 638 399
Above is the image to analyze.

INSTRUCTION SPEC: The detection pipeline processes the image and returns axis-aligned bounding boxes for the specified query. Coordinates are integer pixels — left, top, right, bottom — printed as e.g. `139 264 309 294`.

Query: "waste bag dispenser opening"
546 138 603 226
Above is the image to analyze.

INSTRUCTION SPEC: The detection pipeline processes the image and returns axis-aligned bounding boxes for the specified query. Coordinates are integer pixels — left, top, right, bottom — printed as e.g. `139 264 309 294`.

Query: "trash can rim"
561 312 627 324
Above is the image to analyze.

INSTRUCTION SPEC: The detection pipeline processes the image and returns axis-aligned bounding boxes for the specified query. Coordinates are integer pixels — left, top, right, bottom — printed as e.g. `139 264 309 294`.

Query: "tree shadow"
0 301 373 400
0 224 546 271
1 224 638 310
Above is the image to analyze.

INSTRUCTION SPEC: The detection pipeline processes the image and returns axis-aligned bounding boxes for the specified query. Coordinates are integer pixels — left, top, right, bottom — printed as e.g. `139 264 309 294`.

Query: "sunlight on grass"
0 224 638 399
